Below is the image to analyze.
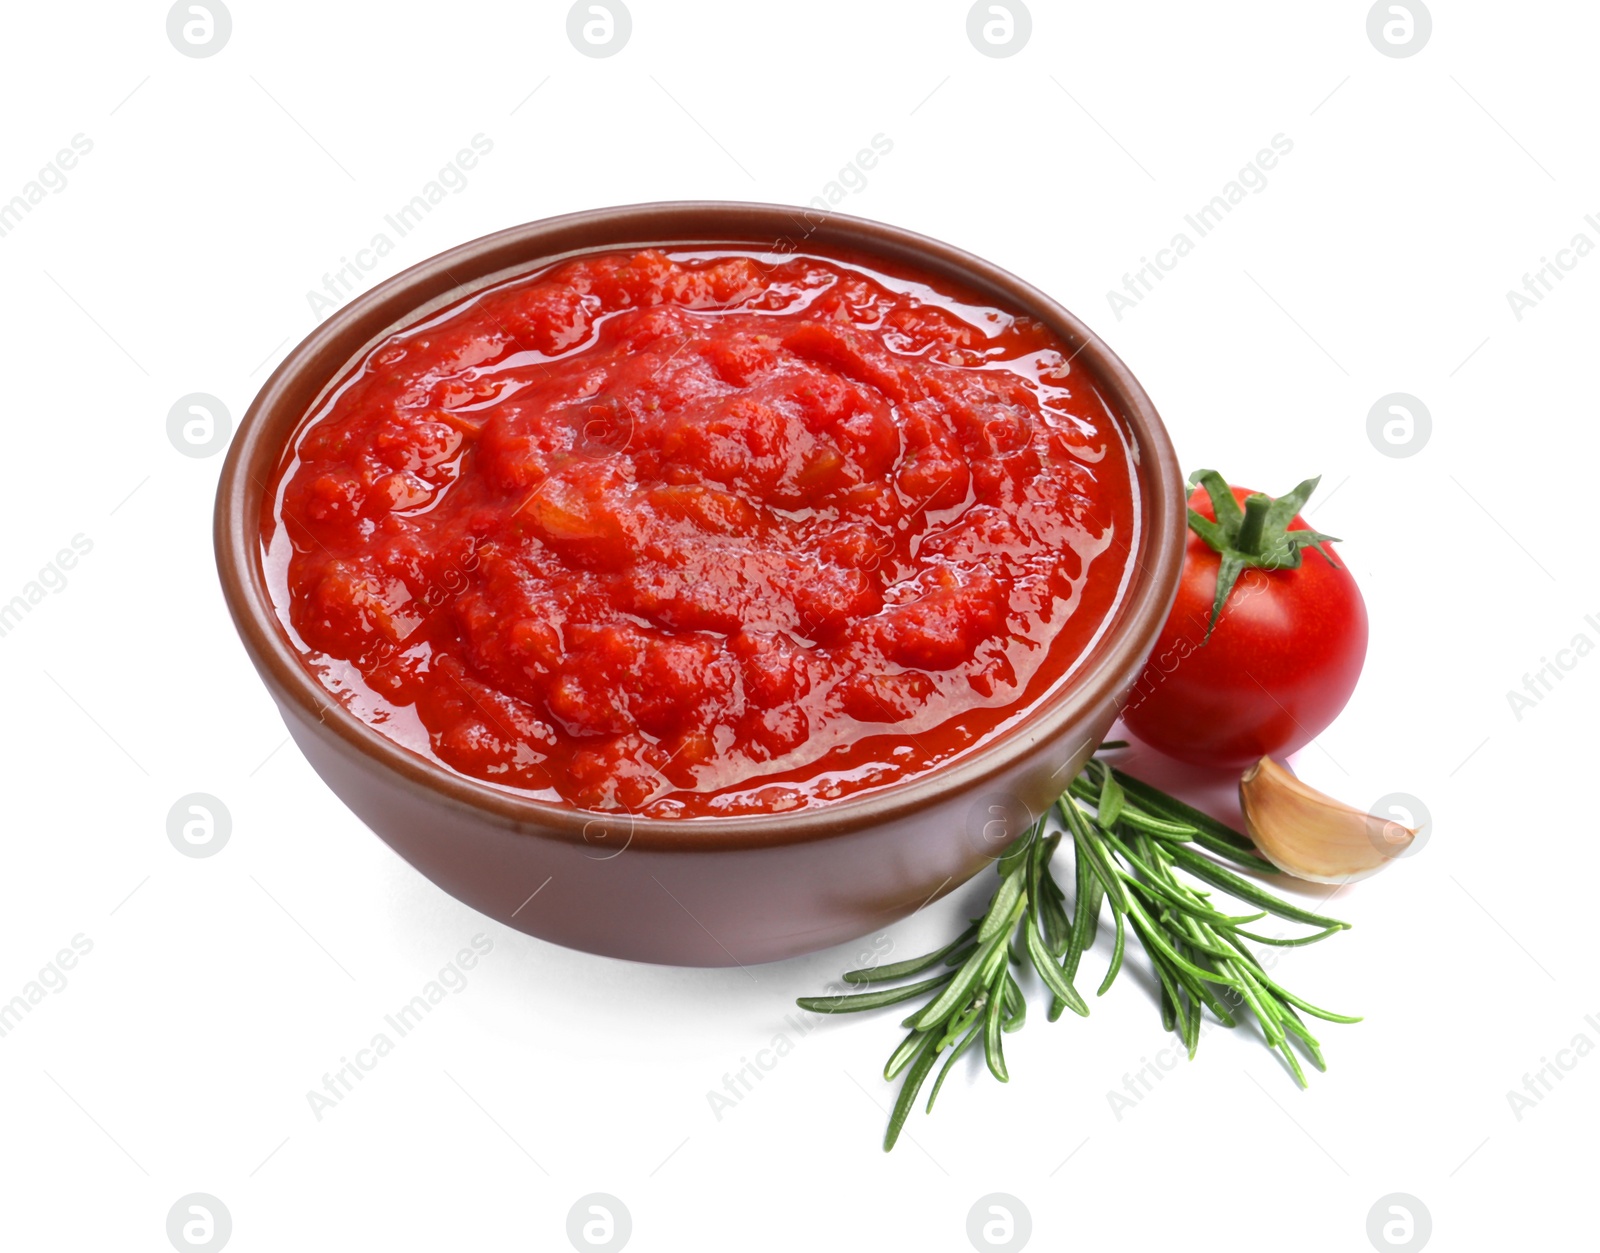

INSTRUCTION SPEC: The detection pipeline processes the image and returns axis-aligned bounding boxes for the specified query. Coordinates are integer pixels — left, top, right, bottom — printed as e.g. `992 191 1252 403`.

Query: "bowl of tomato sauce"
216 202 1185 965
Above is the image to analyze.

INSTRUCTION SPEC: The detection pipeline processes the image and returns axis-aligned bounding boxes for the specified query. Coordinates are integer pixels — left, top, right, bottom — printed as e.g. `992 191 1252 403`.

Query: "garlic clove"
1238 757 1417 884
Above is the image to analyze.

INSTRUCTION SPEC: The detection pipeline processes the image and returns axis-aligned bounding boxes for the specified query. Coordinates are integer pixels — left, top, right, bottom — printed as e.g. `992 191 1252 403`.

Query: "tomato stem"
1184 470 1343 639
1235 494 1272 557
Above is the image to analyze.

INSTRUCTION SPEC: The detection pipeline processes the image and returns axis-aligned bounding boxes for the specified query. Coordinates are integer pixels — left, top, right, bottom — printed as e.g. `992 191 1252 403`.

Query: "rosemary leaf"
796 971 954 1014
1026 916 1087 1017
926 1021 983 1113
983 971 1010 1083
884 1032 942 1152
842 924 979 984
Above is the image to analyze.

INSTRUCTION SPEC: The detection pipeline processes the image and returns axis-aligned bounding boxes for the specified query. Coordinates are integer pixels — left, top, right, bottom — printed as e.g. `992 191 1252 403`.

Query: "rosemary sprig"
798 747 1358 1150
799 820 1085 1148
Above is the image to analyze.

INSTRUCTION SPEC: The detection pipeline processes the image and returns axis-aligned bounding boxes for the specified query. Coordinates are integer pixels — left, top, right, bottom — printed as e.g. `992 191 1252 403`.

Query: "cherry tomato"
1121 476 1367 770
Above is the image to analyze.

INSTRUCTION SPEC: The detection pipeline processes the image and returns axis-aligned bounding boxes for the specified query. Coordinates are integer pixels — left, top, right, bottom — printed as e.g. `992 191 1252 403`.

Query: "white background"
1 2 1594 1250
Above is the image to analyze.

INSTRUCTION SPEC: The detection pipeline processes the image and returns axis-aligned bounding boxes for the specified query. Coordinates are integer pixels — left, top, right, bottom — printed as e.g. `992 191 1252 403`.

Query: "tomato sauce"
266 247 1136 816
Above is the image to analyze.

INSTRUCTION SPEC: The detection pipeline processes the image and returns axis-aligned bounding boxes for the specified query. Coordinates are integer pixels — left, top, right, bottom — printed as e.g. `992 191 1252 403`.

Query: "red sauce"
266 247 1136 817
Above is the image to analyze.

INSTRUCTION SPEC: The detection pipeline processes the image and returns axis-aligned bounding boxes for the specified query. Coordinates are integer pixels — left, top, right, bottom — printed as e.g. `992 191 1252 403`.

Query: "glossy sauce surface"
267 247 1136 816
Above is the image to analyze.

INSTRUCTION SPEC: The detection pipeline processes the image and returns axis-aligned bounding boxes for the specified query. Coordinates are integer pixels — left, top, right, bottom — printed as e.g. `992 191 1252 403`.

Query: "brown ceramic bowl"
215 201 1185 967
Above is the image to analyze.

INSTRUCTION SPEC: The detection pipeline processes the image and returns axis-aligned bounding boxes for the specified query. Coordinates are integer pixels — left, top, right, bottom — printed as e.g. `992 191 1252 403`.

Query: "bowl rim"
215 199 1186 853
